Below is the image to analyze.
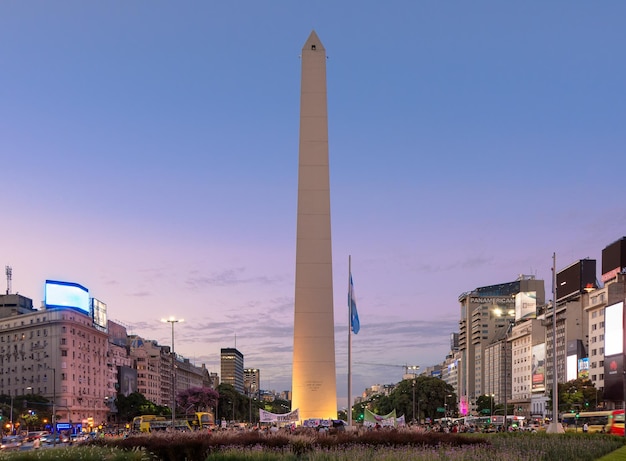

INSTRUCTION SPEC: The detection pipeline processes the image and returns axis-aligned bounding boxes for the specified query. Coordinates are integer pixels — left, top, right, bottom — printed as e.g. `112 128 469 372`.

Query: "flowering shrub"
5 429 619 461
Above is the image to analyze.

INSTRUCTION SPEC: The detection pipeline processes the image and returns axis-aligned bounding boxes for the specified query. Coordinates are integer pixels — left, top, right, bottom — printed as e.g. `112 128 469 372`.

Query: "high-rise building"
244 368 260 396
291 30 337 421
221 348 244 393
458 275 545 413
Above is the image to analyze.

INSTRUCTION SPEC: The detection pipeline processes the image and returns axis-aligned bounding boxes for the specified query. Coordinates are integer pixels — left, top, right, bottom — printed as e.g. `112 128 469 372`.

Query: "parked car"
1 436 23 450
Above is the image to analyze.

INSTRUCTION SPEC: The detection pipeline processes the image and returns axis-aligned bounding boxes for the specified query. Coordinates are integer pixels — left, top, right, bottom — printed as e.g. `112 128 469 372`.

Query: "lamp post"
493 305 514 432
503 320 514 432
412 380 416 424
444 394 452 418
45 367 56 446
9 395 13 435
161 316 184 426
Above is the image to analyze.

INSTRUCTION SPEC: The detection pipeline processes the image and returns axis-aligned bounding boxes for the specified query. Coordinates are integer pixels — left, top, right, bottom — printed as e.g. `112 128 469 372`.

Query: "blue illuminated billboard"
44 280 90 314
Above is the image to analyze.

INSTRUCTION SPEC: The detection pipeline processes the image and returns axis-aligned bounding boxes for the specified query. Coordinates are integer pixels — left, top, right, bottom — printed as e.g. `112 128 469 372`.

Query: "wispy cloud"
185 268 283 288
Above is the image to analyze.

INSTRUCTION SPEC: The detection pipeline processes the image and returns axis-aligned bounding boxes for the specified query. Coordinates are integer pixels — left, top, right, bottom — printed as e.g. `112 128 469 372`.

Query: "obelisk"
291 30 337 421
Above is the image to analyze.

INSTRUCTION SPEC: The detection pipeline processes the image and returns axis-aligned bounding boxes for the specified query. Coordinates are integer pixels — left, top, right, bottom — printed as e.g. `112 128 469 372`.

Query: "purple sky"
2 1 625 409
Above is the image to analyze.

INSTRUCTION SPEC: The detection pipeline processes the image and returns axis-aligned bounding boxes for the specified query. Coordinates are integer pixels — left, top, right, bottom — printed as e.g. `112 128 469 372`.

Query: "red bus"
608 409 624 436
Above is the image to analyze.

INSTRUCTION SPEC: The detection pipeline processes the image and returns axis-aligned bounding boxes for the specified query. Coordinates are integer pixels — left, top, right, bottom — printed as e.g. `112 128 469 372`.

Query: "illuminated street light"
161 317 184 425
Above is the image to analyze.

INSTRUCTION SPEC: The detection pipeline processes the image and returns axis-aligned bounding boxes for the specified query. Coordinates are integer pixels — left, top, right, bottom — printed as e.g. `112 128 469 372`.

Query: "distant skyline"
2 1 625 409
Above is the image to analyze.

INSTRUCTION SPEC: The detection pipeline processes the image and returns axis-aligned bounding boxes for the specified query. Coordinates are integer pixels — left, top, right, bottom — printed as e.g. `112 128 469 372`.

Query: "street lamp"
444 394 452 418
161 316 184 426
412 380 416 424
45 367 56 446
493 305 514 432
406 365 420 377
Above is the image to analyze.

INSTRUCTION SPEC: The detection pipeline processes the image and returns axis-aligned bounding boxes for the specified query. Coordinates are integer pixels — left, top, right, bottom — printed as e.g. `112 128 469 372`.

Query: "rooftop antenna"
5 266 12 295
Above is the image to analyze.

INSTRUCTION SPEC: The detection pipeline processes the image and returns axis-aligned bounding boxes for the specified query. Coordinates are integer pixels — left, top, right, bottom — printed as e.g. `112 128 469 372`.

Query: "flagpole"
348 255 353 427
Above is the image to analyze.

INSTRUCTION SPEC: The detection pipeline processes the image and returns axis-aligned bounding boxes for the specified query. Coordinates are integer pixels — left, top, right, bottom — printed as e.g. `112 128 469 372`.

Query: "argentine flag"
349 273 360 334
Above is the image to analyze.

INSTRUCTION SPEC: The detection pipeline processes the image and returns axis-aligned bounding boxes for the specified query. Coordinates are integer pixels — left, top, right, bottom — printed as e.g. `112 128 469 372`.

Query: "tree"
391 376 456 421
555 378 599 413
217 384 241 422
353 377 456 423
476 395 495 415
115 392 169 422
177 387 218 415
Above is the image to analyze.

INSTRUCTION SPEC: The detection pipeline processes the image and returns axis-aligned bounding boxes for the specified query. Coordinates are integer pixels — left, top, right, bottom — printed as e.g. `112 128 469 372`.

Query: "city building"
457 275 545 414
244 368 260 396
0 296 110 430
544 259 595 418
221 348 244 393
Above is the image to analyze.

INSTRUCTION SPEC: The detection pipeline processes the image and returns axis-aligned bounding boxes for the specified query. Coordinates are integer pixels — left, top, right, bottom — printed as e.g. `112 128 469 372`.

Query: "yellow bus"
132 415 166 432
561 410 613 433
186 412 215 430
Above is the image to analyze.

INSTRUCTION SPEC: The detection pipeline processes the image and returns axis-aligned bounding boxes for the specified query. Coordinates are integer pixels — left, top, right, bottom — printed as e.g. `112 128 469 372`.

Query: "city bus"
608 410 624 436
561 410 614 433
132 415 166 432
186 412 215 430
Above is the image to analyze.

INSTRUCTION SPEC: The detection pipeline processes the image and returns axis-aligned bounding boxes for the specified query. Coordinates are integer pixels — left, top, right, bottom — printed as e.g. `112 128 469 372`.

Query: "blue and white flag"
349 273 360 334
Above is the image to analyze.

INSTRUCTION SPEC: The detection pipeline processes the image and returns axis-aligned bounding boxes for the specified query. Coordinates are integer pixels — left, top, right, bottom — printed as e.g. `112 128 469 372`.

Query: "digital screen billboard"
556 259 596 301
91 298 108 331
44 280 89 314
605 302 624 356
531 343 545 392
515 292 537 321
567 354 578 381
602 237 626 282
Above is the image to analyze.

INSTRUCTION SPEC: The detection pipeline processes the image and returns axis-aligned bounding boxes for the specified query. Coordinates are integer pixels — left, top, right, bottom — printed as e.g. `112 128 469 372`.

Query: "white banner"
259 408 299 423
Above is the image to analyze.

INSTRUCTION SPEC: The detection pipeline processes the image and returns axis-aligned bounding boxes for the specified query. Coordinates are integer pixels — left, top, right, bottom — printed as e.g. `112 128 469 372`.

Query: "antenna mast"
5 266 12 295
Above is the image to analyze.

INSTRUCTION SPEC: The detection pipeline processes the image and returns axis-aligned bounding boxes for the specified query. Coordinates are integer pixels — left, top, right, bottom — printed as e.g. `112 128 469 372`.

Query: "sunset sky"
2 1 625 409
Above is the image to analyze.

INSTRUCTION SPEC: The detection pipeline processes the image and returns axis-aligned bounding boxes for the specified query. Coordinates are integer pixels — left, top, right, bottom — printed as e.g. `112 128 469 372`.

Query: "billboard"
604 354 624 401
605 302 624 356
556 259 597 301
531 343 545 392
118 366 138 397
91 298 108 331
567 355 578 381
578 357 589 380
515 292 537 321
44 280 89 314
602 237 626 283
